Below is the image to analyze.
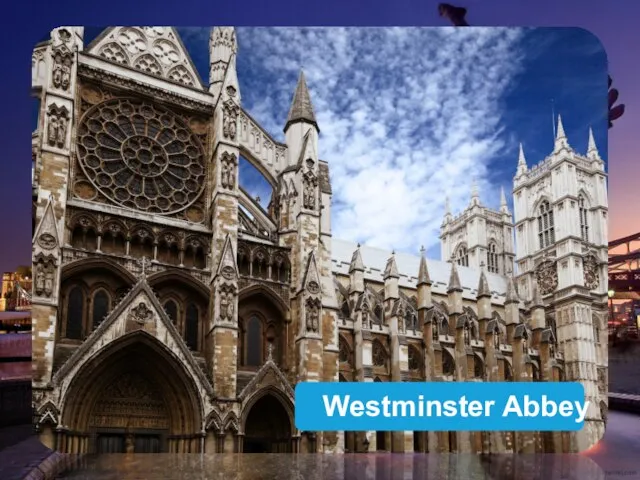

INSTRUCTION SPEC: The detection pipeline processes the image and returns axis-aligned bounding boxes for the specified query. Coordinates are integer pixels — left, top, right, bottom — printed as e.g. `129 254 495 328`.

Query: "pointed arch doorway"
242 394 292 453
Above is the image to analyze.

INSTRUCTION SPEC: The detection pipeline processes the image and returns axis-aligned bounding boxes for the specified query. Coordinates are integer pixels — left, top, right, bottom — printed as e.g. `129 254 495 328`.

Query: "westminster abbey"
31 27 608 454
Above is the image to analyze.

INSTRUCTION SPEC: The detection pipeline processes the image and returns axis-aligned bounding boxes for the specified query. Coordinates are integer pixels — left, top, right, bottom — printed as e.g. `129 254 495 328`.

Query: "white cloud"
236 27 525 258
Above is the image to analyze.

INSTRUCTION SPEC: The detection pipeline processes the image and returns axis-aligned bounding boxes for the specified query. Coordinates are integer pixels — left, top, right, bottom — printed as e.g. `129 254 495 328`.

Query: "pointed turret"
442 196 453 225
477 263 491 299
209 27 237 95
417 246 431 286
349 244 365 294
284 70 318 133
470 178 480 207
587 127 600 160
554 114 570 152
447 258 462 293
504 275 520 328
500 187 509 214
516 143 527 177
383 252 399 300
505 276 519 305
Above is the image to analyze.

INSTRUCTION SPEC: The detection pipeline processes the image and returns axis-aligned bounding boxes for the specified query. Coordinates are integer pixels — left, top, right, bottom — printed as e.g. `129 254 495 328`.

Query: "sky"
80 26 607 260
1 0 638 273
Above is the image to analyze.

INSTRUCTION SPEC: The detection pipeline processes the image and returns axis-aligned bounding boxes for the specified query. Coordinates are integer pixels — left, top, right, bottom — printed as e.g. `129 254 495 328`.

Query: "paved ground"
0 425 52 480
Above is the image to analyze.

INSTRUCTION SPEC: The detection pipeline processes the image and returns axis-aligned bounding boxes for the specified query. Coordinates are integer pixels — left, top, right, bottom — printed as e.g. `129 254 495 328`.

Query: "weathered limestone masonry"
208 28 240 401
31 27 83 395
30 26 608 455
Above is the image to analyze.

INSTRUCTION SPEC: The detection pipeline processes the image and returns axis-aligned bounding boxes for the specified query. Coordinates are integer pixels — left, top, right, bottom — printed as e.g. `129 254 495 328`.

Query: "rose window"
77 98 206 214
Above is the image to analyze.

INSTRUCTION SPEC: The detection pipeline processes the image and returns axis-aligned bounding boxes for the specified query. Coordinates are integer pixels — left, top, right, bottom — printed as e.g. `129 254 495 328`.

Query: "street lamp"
608 289 615 324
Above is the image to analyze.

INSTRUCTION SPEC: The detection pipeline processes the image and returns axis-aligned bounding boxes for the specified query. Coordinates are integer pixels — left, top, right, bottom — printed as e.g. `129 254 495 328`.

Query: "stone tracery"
76 98 206 215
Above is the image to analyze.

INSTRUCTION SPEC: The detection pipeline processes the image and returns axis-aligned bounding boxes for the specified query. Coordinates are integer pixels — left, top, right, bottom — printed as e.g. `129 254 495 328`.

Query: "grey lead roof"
331 239 518 306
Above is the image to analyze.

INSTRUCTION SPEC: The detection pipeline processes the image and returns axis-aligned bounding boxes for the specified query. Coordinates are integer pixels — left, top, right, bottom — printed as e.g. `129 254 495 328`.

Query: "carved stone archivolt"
535 259 558 296
220 152 237 190
51 45 72 91
583 255 600 290
222 100 239 140
76 98 207 215
46 104 69 149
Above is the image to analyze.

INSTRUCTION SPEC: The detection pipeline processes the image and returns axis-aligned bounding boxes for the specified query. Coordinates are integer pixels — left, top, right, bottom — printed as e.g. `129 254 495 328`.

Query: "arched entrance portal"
60 333 203 454
243 394 292 453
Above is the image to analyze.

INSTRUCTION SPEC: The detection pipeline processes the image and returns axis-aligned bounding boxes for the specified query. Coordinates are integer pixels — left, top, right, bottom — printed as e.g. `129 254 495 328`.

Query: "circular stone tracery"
77 98 206 215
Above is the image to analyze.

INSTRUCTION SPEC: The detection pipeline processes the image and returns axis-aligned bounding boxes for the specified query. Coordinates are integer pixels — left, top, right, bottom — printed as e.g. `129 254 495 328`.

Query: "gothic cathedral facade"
31 27 608 454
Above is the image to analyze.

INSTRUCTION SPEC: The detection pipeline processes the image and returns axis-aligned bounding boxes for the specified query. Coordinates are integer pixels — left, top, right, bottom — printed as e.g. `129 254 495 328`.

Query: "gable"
53 279 213 403
87 27 203 89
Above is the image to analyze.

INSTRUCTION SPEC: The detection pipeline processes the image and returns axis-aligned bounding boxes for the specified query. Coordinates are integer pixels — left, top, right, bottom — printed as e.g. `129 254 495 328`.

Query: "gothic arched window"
474 355 484 379
505 362 514 382
339 336 350 364
487 243 498 273
91 289 110 330
246 316 262 366
164 300 178 326
455 245 469 267
408 346 421 371
185 303 199 351
537 201 555 249
372 340 387 368
442 350 455 376
66 286 84 340
579 195 589 242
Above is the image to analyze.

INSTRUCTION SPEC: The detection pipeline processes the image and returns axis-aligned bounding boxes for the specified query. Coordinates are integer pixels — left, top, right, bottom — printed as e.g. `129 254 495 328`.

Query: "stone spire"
417 246 431 286
587 127 600 160
443 196 453 224
209 27 237 94
383 252 399 279
470 178 480 207
505 275 520 305
477 262 491 298
516 143 527 177
500 187 509 214
284 70 318 133
349 244 364 273
447 258 462 293
554 114 570 152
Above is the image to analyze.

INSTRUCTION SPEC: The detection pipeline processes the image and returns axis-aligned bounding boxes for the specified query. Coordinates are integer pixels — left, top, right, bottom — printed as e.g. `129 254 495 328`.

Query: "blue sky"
80 27 607 260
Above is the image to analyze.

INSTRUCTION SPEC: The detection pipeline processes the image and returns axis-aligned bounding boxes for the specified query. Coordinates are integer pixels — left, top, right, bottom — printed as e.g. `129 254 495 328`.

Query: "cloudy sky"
83 27 608 260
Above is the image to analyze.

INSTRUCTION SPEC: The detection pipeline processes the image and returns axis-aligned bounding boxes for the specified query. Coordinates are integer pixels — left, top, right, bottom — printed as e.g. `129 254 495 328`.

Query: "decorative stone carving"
218 286 235 322
361 304 371 330
37 233 56 250
52 46 72 91
535 259 558 296
221 265 235 280
222 100 239 140
77 98 206 215
220 152 237 190
305 298 321 333
307 280 320 295
46 104 69 148
583 255 600 290
128 302 154 325
303 172 318 210
464 324 471 345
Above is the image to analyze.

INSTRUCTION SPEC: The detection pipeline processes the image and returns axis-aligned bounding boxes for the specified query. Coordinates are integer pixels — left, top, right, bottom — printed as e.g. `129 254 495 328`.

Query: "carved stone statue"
57 116 67 147
494 330 501 349
220 293 229 321
306 301 320 333
464 324 470 345
35 264 45 295
47 116 58 147
225 292 234 320
44 264 54 297
303 179 316 209
220 156 236 190
61 63 71 91
222 102 239 140
361 308 370 329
